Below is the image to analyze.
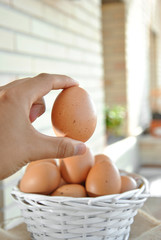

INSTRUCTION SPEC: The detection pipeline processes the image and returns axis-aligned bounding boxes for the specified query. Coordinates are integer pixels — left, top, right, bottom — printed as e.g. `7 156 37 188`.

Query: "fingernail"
74 143 86 155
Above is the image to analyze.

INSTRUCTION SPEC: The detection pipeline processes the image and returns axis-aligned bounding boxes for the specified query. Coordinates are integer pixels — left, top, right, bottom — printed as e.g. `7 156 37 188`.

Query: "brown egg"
86 159 121 197
19 162 61 195
58 177 67 187
95 154 112 164
60 147 94 184
51 184 87 198
120 175 137 193
26 159 57 171
51 86 97 142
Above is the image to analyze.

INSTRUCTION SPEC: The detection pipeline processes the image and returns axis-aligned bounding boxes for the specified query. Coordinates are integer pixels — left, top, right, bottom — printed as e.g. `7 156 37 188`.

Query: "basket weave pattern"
11 172 149 240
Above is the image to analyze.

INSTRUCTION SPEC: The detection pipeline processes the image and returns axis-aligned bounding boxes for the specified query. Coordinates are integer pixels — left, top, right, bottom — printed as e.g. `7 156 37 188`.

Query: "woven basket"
11 171 149 240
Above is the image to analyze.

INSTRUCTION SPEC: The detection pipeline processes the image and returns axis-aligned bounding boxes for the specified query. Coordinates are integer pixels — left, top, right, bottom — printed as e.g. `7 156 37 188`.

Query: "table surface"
129 196 161 239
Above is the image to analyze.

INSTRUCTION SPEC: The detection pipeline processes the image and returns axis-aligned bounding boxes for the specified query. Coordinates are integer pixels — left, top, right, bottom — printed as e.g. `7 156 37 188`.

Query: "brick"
0 5 31 33
16 34 67 63
103 45 125 54
84 52 103 65
104 54 125 63
43 4 68 29
102 30 125 40
102 10 124 18
92 0 101 6
43 3 100 41
102 22 125 31
31 19 97 51
105 79 126 88
66 47 83 62
103 36 125 46
81 37 102 53
31 18 101 53
66 16 100 41
103 45 125 53
0 52 32 73
43 0 73 16
0 28 15 50
102 2 125 12
16 34 46 55
81 0 101 18
56 29 74 46
114 61 126 71
0 74 17 85
32 58 68 75
73 5 101 30
12 0 43 18
47 42 68 60
31 19 58 41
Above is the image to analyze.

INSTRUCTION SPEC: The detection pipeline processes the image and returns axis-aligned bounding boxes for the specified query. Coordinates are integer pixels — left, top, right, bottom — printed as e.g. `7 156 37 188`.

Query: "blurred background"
0 0 161 228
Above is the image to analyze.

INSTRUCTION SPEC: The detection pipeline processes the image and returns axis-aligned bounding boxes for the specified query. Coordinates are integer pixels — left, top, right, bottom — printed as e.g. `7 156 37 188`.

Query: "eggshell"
51 86 97 142
120 175 137 193
51 184 87 198
58 177 67 187
19 162 61 194
95 154 112 164
26 159 57 171
60 147 94 184
86 159 121 197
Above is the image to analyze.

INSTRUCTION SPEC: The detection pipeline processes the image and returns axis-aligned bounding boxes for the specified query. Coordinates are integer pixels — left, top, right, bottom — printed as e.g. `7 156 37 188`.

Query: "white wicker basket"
11 171 149 240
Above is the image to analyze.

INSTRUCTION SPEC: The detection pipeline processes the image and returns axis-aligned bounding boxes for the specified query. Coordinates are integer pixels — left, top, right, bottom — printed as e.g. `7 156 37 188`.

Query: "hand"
0 73 86 180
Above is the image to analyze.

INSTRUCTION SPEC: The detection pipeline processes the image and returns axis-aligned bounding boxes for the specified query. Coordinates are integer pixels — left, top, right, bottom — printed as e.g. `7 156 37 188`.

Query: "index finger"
20 73 79 104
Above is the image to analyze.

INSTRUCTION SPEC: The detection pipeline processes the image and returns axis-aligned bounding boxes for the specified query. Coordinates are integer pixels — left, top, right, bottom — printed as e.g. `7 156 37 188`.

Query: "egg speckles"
18 84 139 198
51 86 97 142
51 184 87 198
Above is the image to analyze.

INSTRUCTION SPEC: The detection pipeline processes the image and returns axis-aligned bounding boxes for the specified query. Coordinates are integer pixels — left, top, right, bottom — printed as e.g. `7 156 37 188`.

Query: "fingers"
29 132 86 161
1 74 79 107
20 73 79 103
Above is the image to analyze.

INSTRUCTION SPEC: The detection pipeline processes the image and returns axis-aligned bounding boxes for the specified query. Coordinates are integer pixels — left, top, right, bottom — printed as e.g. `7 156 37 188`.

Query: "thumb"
29 132 87 161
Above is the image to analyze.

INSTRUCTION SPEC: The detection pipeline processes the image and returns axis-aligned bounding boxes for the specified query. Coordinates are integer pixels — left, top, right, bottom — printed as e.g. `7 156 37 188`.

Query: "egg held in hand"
120 175 137 193
60 147 94 184
51 86 97 142
19 162 61 195
86 158 121 197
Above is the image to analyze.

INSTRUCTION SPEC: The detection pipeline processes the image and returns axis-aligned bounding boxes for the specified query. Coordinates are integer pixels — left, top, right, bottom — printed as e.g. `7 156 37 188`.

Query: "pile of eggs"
19 151 137 197
19 86 137 197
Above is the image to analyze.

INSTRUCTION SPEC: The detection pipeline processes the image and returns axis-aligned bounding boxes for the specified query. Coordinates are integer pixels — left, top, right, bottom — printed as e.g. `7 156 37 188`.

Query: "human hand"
0 73 86 180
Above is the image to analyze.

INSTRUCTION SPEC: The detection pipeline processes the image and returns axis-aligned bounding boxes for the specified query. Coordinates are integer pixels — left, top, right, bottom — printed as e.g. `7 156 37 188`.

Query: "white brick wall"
0 0 106 225
0 5 31 33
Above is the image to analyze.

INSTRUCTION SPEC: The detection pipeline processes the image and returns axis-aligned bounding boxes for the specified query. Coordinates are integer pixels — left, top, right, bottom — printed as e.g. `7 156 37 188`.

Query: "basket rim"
11 170 149 204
